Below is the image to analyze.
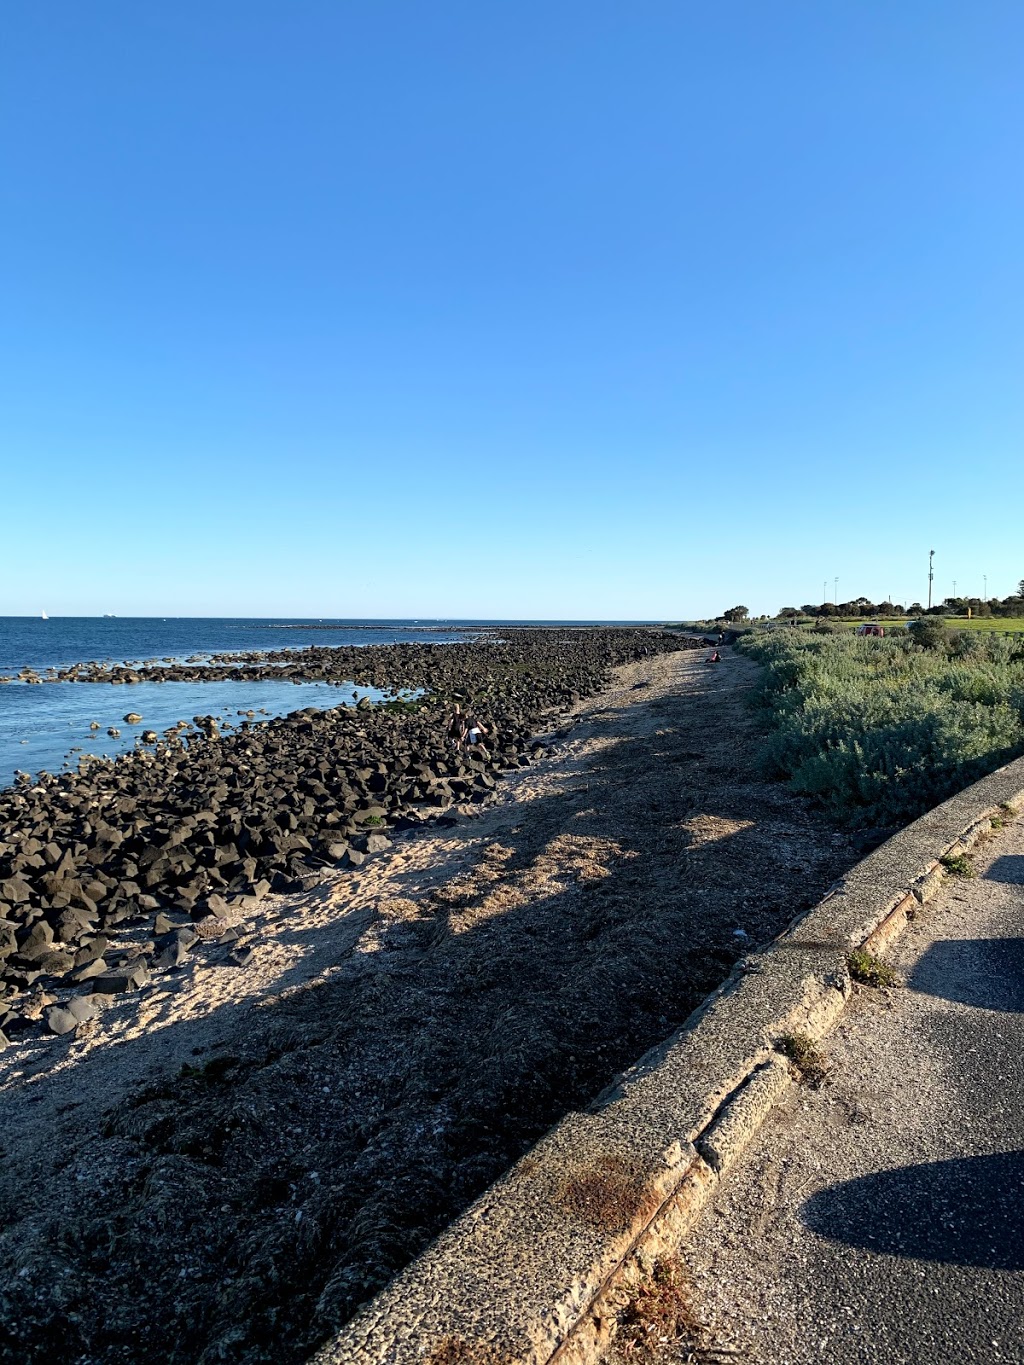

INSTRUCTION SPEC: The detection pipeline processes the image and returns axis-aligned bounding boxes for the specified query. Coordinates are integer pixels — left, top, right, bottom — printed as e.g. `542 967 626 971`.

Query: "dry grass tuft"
555 1154 655 1231
615 1256 701 1359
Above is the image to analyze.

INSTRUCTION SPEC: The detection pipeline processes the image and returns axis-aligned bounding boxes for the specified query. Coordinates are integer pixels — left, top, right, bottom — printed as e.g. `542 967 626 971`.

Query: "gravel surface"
679 813 1024 1365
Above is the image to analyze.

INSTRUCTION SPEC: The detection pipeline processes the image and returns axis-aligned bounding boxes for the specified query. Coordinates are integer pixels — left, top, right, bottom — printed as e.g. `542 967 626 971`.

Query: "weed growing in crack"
848 948 900 988
941 853 976 878
777 1032 828 1086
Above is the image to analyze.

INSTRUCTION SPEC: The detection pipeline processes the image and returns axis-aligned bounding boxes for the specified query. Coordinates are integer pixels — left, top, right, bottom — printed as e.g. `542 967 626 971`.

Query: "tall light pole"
928 550 935 610
834 576 839 606
984 574 988 600
823 579 827 608
953 579 957 599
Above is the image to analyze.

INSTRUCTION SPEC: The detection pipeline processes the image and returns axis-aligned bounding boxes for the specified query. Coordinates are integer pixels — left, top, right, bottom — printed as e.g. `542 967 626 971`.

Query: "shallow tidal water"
0 618 462 789
0 678 390 790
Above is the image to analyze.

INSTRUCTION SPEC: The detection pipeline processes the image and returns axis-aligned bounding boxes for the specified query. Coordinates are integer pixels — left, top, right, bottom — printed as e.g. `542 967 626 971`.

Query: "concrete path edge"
309 755 1024 1365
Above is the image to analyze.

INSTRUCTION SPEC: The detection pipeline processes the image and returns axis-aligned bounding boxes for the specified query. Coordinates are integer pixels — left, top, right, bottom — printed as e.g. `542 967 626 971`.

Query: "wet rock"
123 713 143 724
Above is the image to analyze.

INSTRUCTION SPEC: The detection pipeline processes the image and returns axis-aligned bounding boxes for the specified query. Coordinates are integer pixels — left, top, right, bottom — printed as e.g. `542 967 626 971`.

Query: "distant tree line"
767 582 1024 620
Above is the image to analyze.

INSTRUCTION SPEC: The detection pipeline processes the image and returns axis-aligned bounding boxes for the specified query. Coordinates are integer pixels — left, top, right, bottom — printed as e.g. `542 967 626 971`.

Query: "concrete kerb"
310 756 1024 1365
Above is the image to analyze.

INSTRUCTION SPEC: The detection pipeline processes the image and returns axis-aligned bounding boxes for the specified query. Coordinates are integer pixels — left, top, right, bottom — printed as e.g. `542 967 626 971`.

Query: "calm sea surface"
0 618 637 790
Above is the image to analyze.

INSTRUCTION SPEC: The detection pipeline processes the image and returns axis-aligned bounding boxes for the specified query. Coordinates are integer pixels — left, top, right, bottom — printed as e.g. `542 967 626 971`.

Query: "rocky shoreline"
0 630 699 1049
6 635 500 686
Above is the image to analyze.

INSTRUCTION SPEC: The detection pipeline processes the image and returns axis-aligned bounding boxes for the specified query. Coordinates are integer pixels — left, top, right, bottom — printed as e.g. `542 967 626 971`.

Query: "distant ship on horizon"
40 611 48 620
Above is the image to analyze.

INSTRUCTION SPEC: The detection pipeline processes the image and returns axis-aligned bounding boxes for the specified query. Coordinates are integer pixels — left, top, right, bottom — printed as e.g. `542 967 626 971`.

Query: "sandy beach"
0 644 858 1364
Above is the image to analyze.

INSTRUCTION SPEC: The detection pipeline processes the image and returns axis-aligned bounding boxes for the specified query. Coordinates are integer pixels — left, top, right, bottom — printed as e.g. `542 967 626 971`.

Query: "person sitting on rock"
705 650 722 664
464 716 490 751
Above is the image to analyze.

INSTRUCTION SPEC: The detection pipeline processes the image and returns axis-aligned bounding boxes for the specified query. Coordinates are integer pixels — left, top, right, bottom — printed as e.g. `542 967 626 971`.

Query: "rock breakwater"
0 630 697 1047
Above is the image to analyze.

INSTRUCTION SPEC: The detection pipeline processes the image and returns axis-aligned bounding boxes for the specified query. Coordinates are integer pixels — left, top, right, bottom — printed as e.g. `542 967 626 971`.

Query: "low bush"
736 630 1024 826
907 616 949 650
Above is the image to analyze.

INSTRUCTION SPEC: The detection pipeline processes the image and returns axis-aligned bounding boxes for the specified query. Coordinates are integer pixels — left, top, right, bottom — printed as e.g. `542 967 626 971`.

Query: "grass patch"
777 1032 828 1085
735 629 1024 825
848 948 899 988
615 1256 701 1359
941 853 976 878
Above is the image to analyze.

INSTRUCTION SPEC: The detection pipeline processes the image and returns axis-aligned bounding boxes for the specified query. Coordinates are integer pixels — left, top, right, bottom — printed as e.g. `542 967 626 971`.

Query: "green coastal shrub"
737 629 1024 825
907 617 949 650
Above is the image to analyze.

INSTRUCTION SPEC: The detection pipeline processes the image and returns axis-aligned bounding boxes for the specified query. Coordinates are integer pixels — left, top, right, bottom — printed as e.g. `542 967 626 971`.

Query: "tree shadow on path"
802 1151 1024 1270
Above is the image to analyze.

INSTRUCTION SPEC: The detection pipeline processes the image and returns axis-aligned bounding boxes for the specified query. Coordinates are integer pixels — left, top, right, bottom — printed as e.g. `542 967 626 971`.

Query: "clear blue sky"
2 2 1021 618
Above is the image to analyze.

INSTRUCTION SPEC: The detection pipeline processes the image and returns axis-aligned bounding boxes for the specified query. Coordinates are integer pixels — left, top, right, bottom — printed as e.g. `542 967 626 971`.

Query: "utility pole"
984 574 988 600
822 579 827 608
953 579 957 599
834 576 839 606
928 550 935 610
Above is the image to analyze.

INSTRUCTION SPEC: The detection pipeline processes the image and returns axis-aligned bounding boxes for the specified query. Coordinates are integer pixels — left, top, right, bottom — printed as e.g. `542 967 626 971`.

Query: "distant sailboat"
41 611 48 620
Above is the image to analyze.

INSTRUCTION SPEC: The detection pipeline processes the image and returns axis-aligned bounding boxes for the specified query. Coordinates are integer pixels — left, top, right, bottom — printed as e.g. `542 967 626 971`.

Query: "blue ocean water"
0 617 641 790
0 617 470 790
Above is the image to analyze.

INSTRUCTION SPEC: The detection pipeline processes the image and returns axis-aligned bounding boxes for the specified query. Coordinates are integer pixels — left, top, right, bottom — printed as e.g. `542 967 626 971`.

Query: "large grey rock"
88 963 151 993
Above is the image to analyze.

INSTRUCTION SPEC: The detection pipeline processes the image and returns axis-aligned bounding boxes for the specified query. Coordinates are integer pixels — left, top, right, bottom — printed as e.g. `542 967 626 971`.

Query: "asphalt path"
683 813 1024 1364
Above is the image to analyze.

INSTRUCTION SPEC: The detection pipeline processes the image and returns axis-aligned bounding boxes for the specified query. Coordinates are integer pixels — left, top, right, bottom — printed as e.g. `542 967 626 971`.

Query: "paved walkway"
684 812 1024 1365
